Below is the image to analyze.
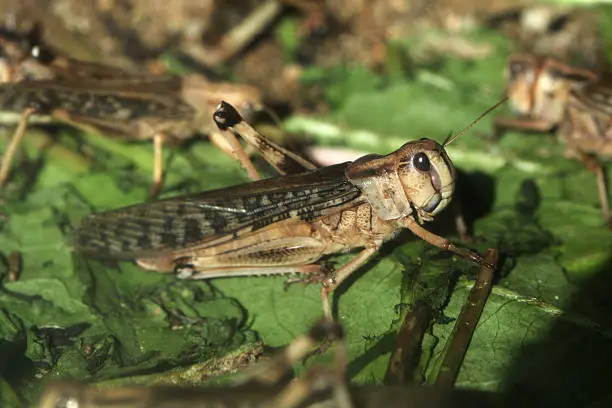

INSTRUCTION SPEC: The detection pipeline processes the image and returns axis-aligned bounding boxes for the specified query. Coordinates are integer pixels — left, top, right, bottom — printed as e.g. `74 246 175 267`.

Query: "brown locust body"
0 30 263 196
496 53 612 227
74 102 494 319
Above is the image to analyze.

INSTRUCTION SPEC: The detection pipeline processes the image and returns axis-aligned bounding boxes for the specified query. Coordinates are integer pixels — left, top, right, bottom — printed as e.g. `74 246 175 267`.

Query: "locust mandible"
73 100 504 320
0 30 264 197
494 53 612 228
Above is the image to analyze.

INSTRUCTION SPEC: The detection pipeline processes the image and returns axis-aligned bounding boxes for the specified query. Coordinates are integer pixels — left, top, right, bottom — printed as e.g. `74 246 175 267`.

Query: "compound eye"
30 45 55 64
510 62 522 74
413 152 431 172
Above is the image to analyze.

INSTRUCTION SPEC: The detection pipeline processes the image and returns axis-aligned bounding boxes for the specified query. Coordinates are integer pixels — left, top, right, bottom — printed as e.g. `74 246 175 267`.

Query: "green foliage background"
1 7 612 408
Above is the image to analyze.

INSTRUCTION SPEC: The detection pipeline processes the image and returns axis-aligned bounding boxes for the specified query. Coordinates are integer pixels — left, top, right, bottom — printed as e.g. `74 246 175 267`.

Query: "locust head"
346 99 507 224
505 53 596 125
0 23 59 83
0 28 31 82
346 139 455 224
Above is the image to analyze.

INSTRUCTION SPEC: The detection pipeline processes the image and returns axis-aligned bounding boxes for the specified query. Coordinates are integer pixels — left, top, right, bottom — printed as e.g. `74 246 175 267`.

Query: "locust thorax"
505 53 596 125
345 138 456 223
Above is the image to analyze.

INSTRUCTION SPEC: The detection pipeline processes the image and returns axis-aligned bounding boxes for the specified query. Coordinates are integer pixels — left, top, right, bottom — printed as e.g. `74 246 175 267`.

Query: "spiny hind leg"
213 101 317 177
172 261 324 281
137 232 329 280
208 129 262 181
0 107 35 187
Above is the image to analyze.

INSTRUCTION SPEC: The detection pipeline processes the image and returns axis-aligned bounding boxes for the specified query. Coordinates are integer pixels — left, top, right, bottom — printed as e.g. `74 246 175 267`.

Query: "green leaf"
2 9 612 407
275 17 301 61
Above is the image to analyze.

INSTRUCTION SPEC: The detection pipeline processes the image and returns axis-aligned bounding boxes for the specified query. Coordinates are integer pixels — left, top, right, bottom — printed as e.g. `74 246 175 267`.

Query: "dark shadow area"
32 323 92 366
347 330 397 379
490 179 556 262
0 337 34 392
17 154 46 200
0 291 34 389
498 258 612 408
462 177 612 407
428 169 497 238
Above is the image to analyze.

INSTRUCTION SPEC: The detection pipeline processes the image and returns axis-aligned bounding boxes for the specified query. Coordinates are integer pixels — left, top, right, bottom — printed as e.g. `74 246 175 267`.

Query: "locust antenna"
443 96 508 147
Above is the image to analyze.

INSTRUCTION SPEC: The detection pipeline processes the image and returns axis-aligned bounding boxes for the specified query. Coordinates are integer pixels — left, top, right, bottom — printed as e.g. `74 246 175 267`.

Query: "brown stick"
434 248 499 388
383 302 433 385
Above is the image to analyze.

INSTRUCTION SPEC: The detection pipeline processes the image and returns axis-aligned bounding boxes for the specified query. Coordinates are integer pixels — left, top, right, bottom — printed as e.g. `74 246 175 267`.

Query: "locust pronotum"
73 99 505 320
0 34 264 197
494 53 612 228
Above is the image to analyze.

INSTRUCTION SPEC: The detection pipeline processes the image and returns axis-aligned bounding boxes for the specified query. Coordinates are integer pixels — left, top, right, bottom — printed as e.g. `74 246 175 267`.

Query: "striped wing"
73 163 363 260
0 78 194 121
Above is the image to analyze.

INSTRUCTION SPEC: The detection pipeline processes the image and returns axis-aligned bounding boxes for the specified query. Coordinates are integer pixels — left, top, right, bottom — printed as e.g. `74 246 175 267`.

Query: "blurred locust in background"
494 53 612 228
0 26 264 197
